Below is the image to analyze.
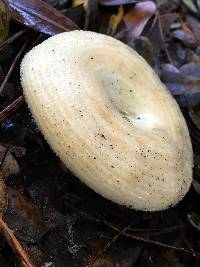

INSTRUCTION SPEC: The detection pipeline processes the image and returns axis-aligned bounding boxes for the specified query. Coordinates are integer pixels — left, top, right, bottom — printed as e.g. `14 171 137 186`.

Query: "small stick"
0 95 24 124
104 220 200 257
157 13 173 64
0 29 27 53
0 41 28 95
87 219 139 266
128 224 188 233
0 217 36 267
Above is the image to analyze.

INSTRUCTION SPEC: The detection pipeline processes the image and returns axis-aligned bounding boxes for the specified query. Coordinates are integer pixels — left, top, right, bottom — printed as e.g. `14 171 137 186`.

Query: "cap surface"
20 31 193 211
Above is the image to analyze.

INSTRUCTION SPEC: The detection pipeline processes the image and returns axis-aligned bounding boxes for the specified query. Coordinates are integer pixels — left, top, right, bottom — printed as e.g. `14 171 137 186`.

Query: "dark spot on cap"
101 134 106 139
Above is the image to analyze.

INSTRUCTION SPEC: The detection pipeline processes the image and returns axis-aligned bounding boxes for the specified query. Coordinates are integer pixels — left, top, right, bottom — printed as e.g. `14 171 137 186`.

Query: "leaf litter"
0 0 199 266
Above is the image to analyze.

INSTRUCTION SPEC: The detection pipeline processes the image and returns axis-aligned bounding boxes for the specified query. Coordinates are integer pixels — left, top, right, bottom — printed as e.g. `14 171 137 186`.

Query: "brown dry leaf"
0 96 25 124
0 145 20 217
73 0 84 7
192 179 200 195
0 0 9 44
108 5 124 36
187 15 200 43
189 107 200 131
161 63 200 95
187 212 200 230
182 0 198 14
0 175 6 217
5 187 46 242
147 13 179 66
172 29 198 47
9 0 79 36
161 63 200 107
0 145 19 178
115 1 157 42
64 4 85 27
180 62 200 78
172 21 200 47
85 239 115 267
128 36 155 66
191 125 200 153
158 13 180 40
198 0 200 10
84 0 98 31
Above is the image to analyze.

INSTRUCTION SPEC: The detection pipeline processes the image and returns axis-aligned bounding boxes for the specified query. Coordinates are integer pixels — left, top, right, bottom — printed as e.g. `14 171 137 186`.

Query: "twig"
87 219 139 267
157 13 173 64
128 224 188 233
0 41 28 96
0 217 36 267
185 238 197 258
0 29 27 53
30 34 43 49
0 145 10 170
0 95 24 124
149 10 159 33
104 220 200 257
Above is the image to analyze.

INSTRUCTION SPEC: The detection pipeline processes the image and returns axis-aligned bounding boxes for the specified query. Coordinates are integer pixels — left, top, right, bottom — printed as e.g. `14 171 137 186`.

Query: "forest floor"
0 0 200 266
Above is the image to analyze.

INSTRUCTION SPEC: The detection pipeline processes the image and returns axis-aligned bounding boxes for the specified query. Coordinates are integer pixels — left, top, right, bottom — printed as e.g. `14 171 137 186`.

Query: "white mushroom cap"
20 31 193 211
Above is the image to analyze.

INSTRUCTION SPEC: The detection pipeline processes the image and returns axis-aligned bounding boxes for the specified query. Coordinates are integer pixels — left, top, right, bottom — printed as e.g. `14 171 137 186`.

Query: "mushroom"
20 31 193 211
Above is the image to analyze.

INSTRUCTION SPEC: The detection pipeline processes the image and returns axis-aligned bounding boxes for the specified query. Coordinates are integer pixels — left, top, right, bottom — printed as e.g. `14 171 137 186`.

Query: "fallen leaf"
194 152 200 168
0 145 18 217
19 243 48 267
0 0 9 44
85 239 115 267
0 145 19 179
0 145 17 218
5 187 46 242
191 126 200 153
180 62 200 78
99 0 139 6
64 4 85 27
162 63 200 94
147 13 179 67
9 0 79 36
187 212 200 230
0 175 6 217
73 0 84 7
161 63 200 107
192 179 200 195
189 107 200 131
108 5 124 36
0 96 24 124
182 0 198 14
187 15 200 43
128 36 155 66
172 29 197 47
84 0 98 31
156 0 169 8
115 1 157 42
198 0 200 10
43 0 58 7
114 247 142 267
9 146 26 158
158 13 180 40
